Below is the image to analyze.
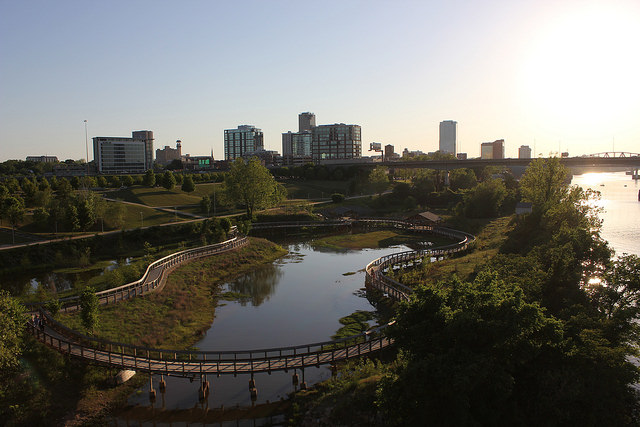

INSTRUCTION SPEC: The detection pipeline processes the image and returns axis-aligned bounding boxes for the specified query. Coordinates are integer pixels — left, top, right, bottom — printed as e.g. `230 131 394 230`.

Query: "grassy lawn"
0 227 36 244
311 230 457 251
282 180 350 199
104 182 219 207
57 237 287 349
120 203 183 228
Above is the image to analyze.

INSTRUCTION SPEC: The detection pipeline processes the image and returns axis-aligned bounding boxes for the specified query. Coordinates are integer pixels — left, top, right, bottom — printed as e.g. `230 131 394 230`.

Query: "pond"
0 257 133 297
113 238 416 425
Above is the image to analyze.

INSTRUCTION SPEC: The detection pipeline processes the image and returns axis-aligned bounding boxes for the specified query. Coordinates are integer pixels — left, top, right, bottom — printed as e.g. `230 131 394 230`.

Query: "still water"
114 241 412 424
572 171 640 256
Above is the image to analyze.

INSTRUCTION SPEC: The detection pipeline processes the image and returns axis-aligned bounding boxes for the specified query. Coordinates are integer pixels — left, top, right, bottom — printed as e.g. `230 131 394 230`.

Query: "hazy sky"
1 0 639 162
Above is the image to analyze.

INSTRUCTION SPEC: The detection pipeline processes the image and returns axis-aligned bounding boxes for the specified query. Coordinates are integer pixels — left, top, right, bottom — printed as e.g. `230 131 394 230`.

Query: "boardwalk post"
149 374 156 401
300 368 307 390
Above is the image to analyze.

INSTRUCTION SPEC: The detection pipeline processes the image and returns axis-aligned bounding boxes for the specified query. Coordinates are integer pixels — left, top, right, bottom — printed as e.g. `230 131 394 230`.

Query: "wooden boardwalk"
28 219 475 377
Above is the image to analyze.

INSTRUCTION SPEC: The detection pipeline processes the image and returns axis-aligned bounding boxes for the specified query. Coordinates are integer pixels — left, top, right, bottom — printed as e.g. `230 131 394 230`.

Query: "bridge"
318 155 640 171
27 220 475 399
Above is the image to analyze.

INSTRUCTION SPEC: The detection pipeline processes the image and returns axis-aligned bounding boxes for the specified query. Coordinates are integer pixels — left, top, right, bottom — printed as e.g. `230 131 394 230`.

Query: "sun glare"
520 4 640 137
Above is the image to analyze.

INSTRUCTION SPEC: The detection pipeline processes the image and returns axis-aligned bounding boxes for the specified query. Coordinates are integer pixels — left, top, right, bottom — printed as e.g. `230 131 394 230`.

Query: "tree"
33 207 50 230
76 194 96 230
462 179 507 218
167 158 183 170
378 274 563 426
520 157 569 213
369 166 389 196
20 178 37 206
449 168 477 191
143 169 156 187
162 171 176 190
79 287 99 334
331 193 345 203
121 175 134 187
0 290 25 373
181 174 195 193
55 177 73 199
224 157 285 218
2 196 25 244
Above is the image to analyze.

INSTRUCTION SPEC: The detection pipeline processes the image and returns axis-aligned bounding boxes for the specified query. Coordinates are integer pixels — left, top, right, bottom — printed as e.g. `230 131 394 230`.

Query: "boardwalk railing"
28 311 393 376
27 235 248 313
250 220 352 230
28 219 475 376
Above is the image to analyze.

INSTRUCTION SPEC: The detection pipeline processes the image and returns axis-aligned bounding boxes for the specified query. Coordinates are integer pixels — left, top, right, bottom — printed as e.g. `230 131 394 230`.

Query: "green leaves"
224 157 284 218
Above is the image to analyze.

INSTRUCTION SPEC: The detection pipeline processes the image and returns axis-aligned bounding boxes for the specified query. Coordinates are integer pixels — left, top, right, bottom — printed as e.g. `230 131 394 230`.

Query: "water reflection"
225 262 283 306
1 257 135 297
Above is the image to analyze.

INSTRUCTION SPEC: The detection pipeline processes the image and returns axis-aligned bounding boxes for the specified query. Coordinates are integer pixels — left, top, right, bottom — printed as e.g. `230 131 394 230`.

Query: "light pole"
140 212 143 228
84 120 89 176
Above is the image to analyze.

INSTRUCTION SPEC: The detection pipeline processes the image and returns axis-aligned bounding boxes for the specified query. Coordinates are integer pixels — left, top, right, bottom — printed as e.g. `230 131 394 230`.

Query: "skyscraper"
224 125 264 161
439 120 457 155
298 112 316 133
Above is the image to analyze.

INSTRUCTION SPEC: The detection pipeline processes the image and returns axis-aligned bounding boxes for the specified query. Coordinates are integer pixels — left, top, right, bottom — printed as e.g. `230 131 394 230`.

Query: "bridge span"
27 219 475 397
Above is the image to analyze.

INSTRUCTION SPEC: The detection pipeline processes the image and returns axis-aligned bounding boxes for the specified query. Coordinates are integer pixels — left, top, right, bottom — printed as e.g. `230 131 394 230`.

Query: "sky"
1 0 639 162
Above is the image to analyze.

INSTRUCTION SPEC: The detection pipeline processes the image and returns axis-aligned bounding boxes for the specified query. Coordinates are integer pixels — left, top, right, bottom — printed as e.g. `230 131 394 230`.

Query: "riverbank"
12 238 286 426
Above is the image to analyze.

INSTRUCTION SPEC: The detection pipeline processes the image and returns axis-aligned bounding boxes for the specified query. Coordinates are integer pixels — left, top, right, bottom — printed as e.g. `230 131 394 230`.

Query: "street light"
84 120 89 176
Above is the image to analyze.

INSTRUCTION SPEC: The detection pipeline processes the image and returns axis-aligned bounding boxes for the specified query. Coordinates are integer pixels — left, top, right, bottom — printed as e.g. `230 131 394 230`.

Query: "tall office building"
93 130 154 174
311 123 361 162
480 139 505 159
298 112 316 133
282 131 312 157
519 145 532 159
439 120 457 155
224 125 264 161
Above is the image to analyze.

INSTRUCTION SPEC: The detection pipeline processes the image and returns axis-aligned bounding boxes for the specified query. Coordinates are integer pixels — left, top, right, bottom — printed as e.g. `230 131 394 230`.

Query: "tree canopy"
223 157 285 218
0 291 25 374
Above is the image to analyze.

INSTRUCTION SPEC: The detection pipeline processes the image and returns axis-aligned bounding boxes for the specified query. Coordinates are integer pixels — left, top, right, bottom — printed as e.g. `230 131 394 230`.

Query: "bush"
331 193 346 203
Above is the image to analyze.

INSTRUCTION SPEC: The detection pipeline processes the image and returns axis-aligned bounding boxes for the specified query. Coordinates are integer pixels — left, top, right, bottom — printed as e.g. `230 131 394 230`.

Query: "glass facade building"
224 125 264 161
92 130 154 174
439 120 457 155
311 124 361 162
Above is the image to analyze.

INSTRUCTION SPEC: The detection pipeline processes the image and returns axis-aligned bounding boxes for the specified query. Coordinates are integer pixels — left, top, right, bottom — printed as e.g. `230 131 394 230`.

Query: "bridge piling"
300 368 307 391
149 374 156 401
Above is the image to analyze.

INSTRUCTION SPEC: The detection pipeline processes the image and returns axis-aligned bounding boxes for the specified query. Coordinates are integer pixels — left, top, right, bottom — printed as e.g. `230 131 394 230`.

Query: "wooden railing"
27 235 248 313
28 219 475 375
28 312 392 376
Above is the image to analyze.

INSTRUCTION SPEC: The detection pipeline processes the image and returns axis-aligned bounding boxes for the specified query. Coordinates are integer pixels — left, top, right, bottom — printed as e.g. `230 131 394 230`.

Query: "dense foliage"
374 158 640 425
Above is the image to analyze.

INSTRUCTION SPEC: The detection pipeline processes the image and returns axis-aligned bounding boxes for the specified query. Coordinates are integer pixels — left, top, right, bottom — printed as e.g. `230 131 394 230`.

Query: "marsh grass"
311 230 456 251
57 238 287 349
390 216 513 286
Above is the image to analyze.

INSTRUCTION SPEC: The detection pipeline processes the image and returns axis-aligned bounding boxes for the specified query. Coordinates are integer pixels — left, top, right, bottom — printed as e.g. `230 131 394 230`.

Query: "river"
572 171 640 257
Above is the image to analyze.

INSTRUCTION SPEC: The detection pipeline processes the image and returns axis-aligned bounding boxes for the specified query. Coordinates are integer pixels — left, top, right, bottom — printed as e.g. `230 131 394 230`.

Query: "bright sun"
520 3 640 138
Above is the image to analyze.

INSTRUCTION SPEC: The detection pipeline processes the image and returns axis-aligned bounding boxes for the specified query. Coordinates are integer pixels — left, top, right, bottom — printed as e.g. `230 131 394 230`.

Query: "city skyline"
1 0 639 162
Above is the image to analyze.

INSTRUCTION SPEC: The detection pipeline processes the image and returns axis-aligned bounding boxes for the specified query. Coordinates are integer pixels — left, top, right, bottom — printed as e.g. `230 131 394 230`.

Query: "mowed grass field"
282 180 350 199
105 182 219 207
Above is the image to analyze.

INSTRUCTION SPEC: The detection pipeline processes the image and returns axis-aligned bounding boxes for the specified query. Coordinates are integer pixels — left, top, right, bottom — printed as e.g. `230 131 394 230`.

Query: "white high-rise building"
439 120 457 155
519 145 532 159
